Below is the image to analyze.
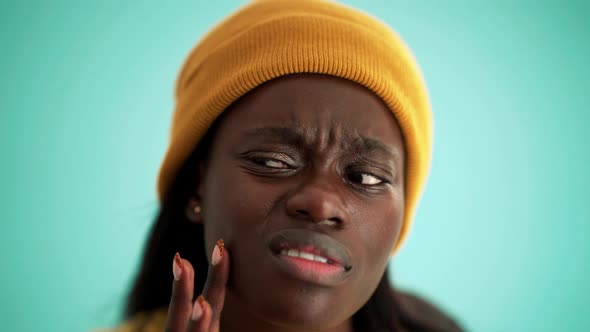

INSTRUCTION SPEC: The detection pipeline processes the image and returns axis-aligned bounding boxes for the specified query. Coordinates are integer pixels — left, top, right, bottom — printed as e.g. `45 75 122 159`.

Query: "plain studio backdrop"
1 1 588 331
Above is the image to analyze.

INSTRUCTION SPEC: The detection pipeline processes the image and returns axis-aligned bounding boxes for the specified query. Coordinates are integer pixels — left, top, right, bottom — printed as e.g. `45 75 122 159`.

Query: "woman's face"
194 74 405 329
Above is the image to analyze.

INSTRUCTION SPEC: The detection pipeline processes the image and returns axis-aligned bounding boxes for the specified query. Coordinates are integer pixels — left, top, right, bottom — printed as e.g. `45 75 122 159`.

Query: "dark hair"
123 106 461 331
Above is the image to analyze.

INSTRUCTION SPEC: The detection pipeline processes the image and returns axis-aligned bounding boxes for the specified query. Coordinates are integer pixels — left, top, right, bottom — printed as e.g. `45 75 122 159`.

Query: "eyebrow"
243 127 304 145
242 126 399 160
351 136 398 160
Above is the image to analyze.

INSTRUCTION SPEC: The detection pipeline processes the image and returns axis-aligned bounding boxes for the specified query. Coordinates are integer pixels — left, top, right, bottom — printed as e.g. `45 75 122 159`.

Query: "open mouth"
268 228 353 286
278 247 335 264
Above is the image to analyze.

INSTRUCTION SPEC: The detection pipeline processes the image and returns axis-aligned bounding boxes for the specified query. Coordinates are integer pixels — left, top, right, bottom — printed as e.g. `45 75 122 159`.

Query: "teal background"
1 1 588 331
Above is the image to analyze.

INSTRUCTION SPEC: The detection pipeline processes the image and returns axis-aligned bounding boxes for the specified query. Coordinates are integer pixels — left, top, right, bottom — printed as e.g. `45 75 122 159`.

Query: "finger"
202 239 230 323
164 253 195 332
186 295 213 332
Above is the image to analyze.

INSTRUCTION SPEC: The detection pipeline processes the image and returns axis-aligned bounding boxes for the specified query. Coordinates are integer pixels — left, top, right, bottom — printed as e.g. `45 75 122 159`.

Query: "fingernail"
212 239 224 266
192 295 204 320
173 252 183 280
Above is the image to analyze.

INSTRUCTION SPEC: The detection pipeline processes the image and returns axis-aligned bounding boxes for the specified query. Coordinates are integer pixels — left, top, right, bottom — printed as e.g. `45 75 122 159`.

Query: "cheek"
357 194 404 279
201 164 276 255
368 202 403 255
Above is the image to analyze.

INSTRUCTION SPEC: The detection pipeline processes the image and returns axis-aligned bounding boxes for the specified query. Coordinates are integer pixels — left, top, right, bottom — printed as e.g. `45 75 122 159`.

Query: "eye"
243 152 296 170
359 173 383 185
254 157 290 169
347 172 387 186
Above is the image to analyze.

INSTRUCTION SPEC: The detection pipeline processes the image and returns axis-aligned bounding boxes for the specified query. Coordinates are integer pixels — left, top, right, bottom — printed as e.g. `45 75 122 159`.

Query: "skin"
165 74 406 332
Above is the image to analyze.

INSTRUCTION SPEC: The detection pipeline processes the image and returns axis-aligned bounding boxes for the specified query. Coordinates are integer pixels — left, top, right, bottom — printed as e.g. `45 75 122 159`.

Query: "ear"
185 161 207 224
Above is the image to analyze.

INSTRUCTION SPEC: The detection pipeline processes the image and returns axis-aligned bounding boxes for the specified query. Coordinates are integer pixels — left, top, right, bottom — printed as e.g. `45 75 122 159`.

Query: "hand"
165 239 229 332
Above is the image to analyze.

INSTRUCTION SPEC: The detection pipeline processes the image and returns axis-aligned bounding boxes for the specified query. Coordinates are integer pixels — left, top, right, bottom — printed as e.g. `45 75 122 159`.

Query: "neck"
219 290 354 332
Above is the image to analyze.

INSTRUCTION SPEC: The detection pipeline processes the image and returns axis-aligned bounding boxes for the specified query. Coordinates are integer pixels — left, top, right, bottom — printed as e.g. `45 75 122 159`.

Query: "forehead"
215 74 404 150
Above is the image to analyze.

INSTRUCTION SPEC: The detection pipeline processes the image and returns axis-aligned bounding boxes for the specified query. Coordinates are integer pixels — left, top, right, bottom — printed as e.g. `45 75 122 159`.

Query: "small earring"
193 205 202 214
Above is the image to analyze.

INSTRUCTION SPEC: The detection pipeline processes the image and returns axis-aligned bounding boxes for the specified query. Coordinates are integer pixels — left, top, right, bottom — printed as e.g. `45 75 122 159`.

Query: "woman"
101 0 464 331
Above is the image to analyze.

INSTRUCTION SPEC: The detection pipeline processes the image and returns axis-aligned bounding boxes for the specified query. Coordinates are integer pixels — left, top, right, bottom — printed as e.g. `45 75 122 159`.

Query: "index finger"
201 239 230 323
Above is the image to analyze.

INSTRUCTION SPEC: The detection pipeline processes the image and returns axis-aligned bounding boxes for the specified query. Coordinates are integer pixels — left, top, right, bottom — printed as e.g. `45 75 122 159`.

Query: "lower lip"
270 252 349 286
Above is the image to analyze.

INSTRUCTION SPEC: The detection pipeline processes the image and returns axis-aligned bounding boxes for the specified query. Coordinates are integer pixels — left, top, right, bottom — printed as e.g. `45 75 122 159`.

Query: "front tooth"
299 252 315 261
287 249 299 257
314 256 328 263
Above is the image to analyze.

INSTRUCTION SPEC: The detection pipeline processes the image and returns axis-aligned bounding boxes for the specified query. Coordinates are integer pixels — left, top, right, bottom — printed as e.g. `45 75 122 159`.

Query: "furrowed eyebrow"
242 126 400 161
351 137 398 160
242 127 304 145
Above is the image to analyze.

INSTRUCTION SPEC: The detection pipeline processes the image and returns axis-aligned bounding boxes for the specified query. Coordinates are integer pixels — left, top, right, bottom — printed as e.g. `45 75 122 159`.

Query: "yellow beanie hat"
156 0 433 254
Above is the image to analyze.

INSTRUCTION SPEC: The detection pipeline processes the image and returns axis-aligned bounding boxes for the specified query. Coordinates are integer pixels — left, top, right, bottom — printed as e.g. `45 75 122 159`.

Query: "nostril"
329 217 341 223
295 209 309 216
292 210 342 227
322 217 341 227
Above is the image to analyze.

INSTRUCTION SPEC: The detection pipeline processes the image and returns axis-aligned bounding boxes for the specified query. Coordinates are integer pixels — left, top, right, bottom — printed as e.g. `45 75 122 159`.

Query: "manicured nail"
192 295 204 320
173 252 183 280
212 239 224 266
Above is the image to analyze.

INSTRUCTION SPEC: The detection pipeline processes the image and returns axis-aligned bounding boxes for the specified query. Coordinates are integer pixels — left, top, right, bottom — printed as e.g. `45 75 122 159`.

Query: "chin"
231 273 355 331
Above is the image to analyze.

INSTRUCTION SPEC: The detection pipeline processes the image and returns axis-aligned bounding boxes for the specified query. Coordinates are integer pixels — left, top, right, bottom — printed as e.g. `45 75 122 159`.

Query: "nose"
284 173 348 227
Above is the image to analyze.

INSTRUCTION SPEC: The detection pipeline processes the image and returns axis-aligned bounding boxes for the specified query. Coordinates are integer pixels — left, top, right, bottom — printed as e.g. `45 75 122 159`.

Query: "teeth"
299 252 314 261
280 249 330 264
314 256 328 264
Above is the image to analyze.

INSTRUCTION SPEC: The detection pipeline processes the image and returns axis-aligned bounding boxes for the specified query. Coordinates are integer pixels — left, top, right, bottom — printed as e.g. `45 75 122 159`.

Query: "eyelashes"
240 152 392 189
249 155 294 169
346 172 387 186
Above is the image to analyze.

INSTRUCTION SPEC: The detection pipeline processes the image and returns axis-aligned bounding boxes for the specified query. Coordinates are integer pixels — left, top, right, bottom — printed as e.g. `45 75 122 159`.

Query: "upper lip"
268 228 352 271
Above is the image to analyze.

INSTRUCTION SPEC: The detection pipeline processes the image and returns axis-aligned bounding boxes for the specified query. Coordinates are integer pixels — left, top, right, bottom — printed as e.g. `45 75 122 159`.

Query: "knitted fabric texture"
156 0 433 254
